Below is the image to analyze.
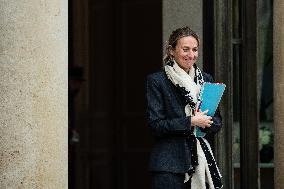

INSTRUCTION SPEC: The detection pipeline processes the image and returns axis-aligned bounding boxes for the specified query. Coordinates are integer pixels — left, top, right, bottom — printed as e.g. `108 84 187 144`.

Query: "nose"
187 50 194 59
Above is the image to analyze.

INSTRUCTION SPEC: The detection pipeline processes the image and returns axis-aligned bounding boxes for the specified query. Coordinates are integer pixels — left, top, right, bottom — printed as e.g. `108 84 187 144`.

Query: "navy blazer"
145 70 222 173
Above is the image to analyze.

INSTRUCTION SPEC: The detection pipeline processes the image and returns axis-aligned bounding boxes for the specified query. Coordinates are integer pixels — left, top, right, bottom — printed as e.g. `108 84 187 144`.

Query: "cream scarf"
164 60 223 189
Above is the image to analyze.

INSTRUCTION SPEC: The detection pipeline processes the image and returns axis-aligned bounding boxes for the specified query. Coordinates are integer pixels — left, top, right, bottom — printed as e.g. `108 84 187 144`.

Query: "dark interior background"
69 0 162 188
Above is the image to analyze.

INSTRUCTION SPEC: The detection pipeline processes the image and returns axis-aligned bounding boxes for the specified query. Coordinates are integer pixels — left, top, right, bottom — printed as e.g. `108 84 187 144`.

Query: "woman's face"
170 36 199 73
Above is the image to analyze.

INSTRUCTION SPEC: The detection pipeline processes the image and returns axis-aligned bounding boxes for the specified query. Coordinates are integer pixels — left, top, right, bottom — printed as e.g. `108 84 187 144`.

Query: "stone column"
0 1 68 188
274 0 284 188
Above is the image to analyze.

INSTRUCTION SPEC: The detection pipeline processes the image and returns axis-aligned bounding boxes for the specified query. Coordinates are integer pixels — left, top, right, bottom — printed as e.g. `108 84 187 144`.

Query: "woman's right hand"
191 109 213 128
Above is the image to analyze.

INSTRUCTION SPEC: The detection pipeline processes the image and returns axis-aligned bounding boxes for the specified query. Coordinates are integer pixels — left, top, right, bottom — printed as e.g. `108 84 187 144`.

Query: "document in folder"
196 82 226 137
199 82 226 116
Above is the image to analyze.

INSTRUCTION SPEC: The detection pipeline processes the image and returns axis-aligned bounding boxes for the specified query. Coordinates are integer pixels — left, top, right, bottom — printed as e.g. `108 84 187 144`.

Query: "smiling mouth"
185 57 195 61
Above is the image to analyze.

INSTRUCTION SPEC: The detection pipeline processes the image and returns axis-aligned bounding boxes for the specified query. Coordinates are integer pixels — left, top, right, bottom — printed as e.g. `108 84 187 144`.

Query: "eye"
193 48 198 52
183 48 189 52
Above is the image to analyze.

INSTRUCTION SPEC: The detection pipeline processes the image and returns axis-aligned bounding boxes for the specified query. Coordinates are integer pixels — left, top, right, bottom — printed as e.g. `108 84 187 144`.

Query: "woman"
146 26 223 189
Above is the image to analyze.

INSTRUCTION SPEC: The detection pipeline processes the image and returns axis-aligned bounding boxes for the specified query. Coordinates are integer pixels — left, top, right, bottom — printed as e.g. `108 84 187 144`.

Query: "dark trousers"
151 172 191 189
151 172 210 189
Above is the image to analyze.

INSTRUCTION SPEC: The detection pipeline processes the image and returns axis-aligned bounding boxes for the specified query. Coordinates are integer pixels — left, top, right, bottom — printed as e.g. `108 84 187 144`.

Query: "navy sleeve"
145 75 192 138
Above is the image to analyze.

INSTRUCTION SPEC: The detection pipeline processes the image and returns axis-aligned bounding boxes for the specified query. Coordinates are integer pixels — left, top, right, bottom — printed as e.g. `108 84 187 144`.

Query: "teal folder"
199 82 226 116
196 82 226 137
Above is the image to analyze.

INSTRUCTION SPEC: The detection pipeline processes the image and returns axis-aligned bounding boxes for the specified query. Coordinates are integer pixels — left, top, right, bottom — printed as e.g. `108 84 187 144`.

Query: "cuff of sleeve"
184 116 192 135
173 116 192 135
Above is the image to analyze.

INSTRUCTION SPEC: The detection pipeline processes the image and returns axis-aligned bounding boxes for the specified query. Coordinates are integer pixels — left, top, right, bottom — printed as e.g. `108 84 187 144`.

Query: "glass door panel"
258 0 274 188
